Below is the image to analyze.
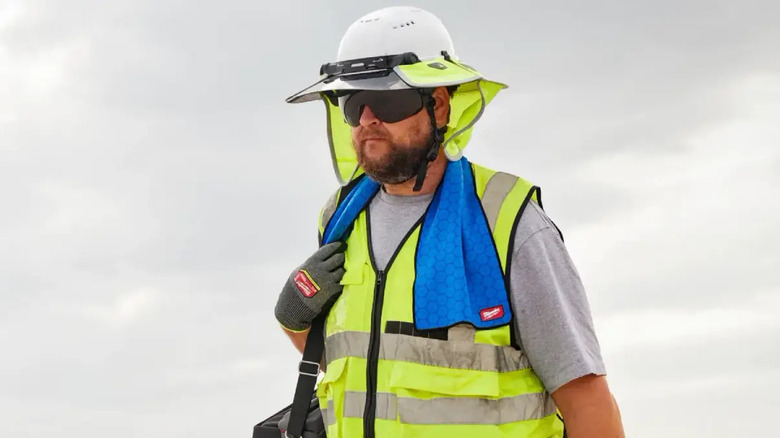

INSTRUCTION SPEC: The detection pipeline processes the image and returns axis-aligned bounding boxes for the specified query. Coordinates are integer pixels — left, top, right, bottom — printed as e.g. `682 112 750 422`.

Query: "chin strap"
412 96 445 192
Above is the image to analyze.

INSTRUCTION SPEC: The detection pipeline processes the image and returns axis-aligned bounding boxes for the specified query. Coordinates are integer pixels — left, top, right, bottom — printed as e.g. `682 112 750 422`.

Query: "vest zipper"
363 270 385 438
362 203 428 438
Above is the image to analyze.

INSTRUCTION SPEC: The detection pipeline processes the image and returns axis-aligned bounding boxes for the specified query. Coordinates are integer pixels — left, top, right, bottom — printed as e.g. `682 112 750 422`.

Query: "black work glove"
274 242 347 331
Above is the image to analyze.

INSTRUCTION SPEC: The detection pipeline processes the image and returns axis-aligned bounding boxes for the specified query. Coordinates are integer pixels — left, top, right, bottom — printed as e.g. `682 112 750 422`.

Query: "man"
274 6 625 438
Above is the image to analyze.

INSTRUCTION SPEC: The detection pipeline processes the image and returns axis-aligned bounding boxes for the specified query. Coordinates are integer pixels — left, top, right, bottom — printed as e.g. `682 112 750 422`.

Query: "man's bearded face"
352 109 432 185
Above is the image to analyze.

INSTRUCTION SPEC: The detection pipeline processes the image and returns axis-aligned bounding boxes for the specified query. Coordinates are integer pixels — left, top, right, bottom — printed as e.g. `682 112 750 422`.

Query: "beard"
354 125 433 185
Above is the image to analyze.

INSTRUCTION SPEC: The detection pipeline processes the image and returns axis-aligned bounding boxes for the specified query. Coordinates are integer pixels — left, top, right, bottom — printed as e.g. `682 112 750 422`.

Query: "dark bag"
252 395 324 438
253 316 326 438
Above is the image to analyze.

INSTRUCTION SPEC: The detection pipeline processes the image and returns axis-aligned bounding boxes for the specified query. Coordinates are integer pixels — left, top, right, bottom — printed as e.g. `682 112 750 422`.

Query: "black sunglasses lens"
342 90 424 127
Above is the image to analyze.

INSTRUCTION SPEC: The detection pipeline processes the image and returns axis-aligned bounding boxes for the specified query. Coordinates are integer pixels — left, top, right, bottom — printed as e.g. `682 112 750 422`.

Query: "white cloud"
82 287 163 327
562 72 780 311
0 0 25 32
0 30 91 103
598 289 780 351
36 182 128 235
231 357 270 373
619 373 753 401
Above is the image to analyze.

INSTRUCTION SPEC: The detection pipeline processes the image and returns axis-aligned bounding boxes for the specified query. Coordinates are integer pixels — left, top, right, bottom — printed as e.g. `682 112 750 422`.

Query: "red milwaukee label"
480 305 505 322
294 270 320 298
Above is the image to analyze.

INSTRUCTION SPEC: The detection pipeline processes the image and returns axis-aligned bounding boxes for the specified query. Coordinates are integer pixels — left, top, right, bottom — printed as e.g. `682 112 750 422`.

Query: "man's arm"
506 202 624 436
552 374 625 438
281 325 309 355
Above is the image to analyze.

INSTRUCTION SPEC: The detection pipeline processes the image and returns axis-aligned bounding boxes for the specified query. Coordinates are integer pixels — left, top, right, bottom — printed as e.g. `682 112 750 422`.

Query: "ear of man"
432 86 452 129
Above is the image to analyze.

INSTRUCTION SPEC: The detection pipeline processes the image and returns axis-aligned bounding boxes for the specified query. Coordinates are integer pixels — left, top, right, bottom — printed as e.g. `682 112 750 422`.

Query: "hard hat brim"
286 56 488 104
286 70 414 104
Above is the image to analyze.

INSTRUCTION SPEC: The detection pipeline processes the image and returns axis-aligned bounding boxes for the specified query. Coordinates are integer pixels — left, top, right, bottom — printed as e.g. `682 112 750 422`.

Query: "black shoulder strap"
337 174 364 205
285 315 325 438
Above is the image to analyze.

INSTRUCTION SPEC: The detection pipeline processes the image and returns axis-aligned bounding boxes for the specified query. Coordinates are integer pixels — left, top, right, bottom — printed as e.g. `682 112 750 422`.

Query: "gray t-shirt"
367 188 606 393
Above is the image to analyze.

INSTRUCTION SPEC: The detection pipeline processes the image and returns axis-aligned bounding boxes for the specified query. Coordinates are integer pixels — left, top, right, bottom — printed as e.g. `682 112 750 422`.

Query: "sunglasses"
339 89 431 127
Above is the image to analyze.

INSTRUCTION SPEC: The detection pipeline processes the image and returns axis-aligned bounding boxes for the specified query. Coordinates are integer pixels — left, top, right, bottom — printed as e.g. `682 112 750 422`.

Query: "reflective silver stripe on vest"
399 391 557 425
329 391 556 425
322 398 335 427
481 172 519 233
325 331 531 372
339 391 397 423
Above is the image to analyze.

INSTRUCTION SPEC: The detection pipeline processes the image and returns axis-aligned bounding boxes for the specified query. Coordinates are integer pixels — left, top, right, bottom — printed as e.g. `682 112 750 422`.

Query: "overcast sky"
1 1 778 437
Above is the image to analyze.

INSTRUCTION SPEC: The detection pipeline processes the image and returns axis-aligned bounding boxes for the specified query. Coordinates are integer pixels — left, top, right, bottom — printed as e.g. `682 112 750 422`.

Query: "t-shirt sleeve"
508 203 607 394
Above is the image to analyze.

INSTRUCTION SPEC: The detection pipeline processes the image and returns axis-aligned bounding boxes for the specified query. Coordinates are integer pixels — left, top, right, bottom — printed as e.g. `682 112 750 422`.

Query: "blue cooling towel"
322 157 512 330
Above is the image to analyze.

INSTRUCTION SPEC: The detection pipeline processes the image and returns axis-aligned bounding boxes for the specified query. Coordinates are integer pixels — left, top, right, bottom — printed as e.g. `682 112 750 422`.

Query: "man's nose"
359 105 380 127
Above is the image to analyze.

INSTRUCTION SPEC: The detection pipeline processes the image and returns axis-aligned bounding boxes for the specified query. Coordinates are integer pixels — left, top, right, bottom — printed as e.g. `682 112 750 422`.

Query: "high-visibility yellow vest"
316 163 565 438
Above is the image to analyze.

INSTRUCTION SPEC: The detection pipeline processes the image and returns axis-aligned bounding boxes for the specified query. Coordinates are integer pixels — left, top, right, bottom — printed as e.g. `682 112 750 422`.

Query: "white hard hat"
286 6 507 185
337 7 456 63
287 6 475 104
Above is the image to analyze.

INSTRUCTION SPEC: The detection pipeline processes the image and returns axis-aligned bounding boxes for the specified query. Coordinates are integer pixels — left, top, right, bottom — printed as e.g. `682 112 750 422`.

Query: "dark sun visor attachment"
319 52 420 77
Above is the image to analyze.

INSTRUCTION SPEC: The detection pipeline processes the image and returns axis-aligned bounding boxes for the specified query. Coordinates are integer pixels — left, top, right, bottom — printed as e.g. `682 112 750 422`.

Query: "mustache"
356 127 390 143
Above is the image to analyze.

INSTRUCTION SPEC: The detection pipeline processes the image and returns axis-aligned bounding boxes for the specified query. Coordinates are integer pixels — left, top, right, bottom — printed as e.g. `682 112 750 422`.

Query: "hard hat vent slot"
393 21 415 29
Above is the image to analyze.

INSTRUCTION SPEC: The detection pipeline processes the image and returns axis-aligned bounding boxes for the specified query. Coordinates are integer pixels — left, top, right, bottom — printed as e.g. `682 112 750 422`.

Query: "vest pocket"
388 361 500 399
388 362 504 430
318 357 346 390
316 357 347 429
340 236 368 286
386 361 553 431
339 260 365 285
